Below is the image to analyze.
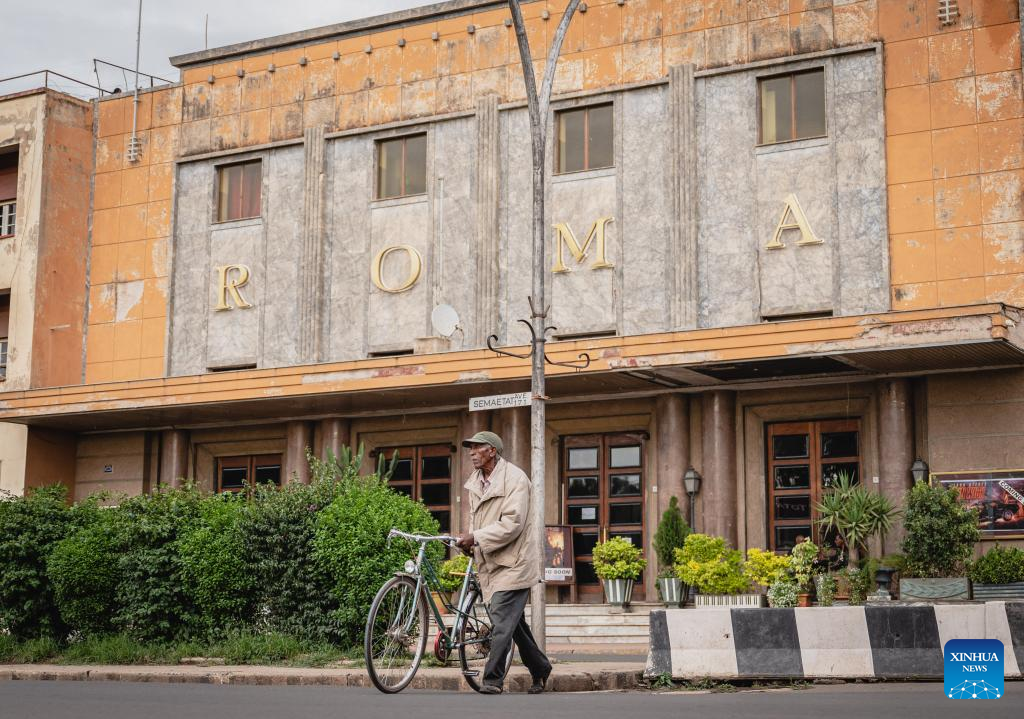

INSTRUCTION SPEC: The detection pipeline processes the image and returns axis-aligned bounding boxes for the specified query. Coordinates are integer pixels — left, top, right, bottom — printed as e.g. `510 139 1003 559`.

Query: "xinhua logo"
944 639 1004 699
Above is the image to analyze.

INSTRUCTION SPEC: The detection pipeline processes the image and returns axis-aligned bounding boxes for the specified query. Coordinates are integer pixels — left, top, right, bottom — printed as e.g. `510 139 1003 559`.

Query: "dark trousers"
482 588 552 687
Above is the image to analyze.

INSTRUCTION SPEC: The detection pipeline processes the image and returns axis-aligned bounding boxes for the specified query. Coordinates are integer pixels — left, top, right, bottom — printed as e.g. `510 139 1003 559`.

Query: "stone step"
544 615 651 626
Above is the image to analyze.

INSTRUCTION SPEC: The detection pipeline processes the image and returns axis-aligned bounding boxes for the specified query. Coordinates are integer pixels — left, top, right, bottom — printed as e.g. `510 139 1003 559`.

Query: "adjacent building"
0 0 1023 602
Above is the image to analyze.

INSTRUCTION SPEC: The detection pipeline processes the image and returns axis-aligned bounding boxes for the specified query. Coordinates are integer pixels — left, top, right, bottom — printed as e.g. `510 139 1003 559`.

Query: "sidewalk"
0 659 646 693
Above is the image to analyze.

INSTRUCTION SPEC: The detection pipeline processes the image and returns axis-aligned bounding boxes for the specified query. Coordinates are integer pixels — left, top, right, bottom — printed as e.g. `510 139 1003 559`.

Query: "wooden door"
563 432 647 602
767 419 861 552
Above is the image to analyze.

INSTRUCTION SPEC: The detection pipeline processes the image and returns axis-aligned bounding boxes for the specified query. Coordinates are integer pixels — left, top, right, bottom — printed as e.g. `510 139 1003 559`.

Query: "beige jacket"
466 457 542 602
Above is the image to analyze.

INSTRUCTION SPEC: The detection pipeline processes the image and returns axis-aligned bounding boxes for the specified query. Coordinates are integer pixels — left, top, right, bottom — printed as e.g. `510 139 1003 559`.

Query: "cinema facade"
1 0 1023 603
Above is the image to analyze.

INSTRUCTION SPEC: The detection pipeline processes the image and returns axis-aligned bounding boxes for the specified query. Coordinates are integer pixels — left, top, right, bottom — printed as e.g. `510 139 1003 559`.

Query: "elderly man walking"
455 430 552 695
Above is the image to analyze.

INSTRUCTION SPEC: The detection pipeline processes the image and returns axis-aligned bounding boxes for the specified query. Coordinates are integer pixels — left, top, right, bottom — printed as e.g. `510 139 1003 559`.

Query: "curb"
0 665 643 693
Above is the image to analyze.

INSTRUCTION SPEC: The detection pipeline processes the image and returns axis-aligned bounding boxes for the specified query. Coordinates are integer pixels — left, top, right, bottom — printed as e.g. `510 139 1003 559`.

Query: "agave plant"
814 472 899 566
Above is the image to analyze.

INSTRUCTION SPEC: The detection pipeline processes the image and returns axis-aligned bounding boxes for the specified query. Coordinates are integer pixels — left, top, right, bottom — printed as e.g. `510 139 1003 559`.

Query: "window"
0 149 16 237
376 134 426 199
766 419 860 553
759 68 826 145
0 293 8 379
217 454 282 494
0 202 14 237
381 444 453 531
216 160 262 222
556 104 613 174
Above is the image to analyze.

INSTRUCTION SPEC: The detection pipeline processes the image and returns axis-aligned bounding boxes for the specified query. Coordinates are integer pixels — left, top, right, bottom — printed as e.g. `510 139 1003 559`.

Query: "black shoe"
528 671 551 694
479 684 503 695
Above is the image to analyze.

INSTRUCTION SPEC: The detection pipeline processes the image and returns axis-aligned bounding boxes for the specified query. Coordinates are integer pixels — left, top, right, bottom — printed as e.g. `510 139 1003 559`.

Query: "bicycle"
364 528 514 693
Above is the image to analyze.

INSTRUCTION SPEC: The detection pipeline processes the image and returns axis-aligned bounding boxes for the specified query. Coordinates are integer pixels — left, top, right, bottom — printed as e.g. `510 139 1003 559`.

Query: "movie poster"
933 470 1024 537
544 525 574 584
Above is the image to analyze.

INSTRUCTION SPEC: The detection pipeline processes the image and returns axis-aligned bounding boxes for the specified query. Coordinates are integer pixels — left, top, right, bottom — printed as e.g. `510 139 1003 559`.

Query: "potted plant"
813 572 837 607
592 536 646 606
767 580 799 608
900 481 980 601
674 533 759 607
790 538 819 607
743 547 791 597
653 496 691 607
438 554 470 607
968 545 1024 600
814 472 900 568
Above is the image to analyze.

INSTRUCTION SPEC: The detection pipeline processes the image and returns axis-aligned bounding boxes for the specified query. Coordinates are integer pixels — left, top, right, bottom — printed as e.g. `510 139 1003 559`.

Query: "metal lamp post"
683 467 702 531
910 458 929 484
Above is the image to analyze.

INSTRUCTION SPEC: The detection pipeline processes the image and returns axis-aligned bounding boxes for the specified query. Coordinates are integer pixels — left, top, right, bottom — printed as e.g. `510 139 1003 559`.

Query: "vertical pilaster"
701 391 737 546
878 379 914 553
497 405 531 472
456 409 491 534
299 125 326 362
655 393 689 520
475 94 500 344
315 418 351 463
285 420 313 484
160 429 189 488
670 64 698 330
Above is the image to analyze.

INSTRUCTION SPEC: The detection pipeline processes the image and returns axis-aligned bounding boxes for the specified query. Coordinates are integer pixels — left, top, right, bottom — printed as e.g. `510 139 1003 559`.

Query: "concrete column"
497 406 530 471
456 410 490 534
298 125 327 363
670 63 698 329
285 421 313 484
701 391 738 546
475 94 501 344
315 418 351 463
159 429 189 488
878 378 914 553
655 394 689 522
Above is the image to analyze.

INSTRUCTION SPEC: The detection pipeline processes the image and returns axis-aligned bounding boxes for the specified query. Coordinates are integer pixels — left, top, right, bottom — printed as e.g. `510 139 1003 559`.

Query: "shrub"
592 536 647 580
815 472 899 566
767 580 798 608
178 492 255 637
0 485 82 639
968 545 1024 584
48 506 125 635
313 473 441 647
790 539 819 591
438 553 470 592
743 548 790 589
674 534 749 595
653 496 691 578
842 566 874 605
814 573 837 606
901 481 980 578
114 486 203 641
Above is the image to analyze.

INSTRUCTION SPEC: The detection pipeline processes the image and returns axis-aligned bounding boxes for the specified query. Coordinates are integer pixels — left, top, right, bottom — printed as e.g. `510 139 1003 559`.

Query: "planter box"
657 577 688 607
602 578 635 606
898 577 970 601
694 593 765 608
972 582 1024 600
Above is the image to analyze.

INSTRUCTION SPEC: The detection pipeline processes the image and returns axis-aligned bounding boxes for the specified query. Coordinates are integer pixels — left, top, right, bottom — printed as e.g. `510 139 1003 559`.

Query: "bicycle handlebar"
387 528 459 546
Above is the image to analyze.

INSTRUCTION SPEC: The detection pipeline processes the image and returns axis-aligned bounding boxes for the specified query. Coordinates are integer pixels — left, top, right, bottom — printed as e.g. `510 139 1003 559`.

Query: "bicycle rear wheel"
364 575 428 693
457 589 514 692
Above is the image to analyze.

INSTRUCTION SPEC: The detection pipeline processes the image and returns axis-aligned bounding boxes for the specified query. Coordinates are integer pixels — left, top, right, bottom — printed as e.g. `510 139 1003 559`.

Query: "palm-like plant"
814 472 899 566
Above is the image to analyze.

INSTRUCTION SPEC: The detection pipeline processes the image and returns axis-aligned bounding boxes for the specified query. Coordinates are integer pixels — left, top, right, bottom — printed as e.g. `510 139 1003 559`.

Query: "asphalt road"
0 680 1015 718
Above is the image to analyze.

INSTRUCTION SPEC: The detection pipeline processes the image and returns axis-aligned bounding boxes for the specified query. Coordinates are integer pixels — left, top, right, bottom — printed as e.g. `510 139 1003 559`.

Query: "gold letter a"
766 194 823 250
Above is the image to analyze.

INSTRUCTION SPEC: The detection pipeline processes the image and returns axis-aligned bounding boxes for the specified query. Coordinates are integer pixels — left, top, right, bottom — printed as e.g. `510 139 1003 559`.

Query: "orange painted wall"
34 95 93 388
87 0 1023 379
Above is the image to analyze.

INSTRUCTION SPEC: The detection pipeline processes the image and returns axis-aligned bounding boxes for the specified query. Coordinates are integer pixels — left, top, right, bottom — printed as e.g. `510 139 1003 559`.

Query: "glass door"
767 419 861 552
563 432 646 602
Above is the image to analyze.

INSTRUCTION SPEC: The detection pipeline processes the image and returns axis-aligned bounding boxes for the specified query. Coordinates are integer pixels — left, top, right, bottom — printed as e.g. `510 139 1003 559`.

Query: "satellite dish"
431 304 461 338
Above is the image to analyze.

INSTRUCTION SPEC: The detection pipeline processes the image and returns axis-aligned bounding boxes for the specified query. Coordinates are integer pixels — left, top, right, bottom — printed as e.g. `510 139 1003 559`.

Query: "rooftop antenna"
205 14 209 50
126 0 143 163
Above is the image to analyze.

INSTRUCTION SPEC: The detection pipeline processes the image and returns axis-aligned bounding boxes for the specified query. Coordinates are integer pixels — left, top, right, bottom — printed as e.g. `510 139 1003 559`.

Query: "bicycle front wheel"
364 575 429 693
457 589 514 693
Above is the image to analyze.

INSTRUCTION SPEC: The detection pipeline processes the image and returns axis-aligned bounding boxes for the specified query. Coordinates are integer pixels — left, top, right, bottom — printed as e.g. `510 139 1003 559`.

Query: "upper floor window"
759 68 826 145
0 202 14 238
216 159 262 222
556 103 613 174
376 134 426 200
0 292 10 379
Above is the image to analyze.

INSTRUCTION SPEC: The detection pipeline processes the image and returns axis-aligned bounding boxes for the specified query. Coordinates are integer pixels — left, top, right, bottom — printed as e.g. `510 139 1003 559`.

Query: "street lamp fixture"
683 467 701 530
910 458 929 484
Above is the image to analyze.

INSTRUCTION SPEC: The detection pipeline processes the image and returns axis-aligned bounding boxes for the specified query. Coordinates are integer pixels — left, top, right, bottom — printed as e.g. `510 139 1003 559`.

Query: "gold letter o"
371 245 423 293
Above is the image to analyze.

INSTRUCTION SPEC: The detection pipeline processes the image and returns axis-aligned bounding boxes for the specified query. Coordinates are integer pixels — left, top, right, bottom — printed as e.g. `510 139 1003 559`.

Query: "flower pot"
971 582 1024 600
657 577 686 607
694 593 765 608
797 593 812 608
873 566 896 600
898 577 970 601
431 590 451 613
602 578 635 606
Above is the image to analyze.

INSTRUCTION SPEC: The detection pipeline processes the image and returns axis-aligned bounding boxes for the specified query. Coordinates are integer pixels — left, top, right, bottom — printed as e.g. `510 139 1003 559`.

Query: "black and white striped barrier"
647 602 1024 680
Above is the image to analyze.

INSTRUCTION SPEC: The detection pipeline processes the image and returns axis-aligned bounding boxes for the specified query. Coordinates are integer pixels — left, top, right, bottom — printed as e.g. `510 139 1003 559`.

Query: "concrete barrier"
646 602 1024 680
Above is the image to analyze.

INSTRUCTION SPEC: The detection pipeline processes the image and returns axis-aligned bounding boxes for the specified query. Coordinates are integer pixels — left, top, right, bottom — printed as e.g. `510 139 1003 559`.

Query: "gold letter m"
552 216 615 273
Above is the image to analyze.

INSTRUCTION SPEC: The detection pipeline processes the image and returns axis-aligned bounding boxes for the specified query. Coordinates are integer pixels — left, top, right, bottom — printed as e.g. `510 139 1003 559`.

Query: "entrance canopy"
1 304 1022 432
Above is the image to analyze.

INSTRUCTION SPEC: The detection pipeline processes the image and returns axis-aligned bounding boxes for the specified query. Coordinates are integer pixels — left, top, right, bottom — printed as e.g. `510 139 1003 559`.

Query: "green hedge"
0 449 438 648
